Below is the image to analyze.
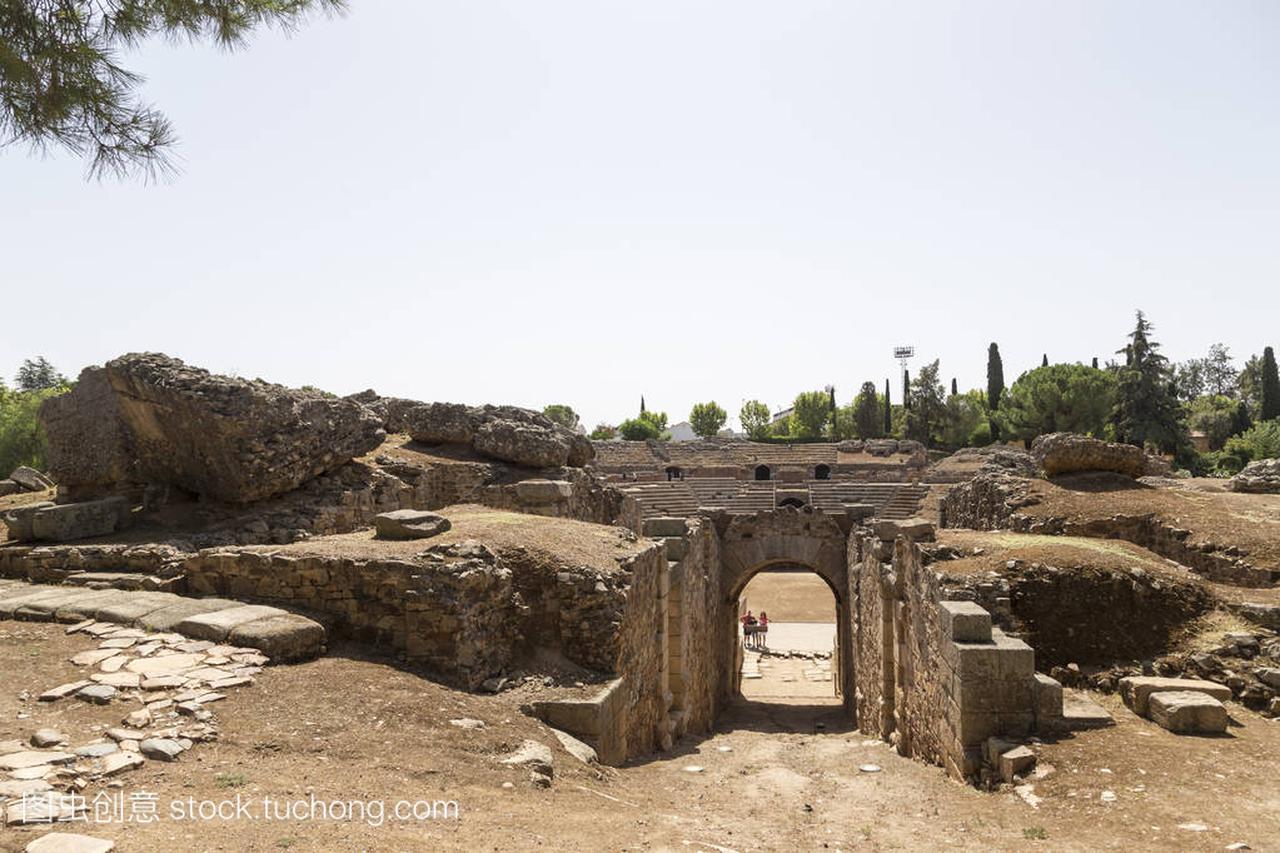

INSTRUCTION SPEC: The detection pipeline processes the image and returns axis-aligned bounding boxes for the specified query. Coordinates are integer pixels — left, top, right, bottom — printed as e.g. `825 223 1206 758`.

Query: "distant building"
668 421 697 442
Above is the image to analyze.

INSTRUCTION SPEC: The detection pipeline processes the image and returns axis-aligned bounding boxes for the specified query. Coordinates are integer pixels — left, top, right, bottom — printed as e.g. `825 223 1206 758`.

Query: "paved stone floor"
744 621 835 654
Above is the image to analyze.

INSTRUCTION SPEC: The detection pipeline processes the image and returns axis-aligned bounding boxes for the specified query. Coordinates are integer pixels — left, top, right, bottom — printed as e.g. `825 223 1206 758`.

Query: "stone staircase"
624 479 930 521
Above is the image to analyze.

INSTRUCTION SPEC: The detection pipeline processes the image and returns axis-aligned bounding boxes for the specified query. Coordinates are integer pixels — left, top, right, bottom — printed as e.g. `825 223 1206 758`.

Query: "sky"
2 0 1278 430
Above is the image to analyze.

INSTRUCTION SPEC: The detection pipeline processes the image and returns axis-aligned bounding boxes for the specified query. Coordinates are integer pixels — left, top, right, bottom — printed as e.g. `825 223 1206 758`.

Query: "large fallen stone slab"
13 588 121 620
1149 690 1228 734
174 604 288 642
41 353 386 503
1119 676 1232 717
1031 432 1148 478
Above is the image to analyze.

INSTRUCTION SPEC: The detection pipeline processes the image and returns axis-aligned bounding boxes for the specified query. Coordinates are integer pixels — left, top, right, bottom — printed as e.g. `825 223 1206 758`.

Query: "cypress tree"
903 369 911 410
1092 357 1099 369
951 377 958 396
986 343 1004 411
1262 346 1280 421
883 379 892 435
1042 353 1049 368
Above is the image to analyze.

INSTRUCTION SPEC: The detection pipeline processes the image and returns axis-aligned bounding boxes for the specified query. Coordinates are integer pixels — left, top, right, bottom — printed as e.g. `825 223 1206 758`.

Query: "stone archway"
714 507 854 715
754 464 771 481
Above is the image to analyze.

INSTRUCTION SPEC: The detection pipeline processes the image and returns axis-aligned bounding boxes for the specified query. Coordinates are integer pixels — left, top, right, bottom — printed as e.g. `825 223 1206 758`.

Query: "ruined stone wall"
610 542 666 758
0 543 186 584
476 470 626 526
853 532 1041 781
892 538 958 773
851 536 894 740
670 518 722 735
182 546 518 689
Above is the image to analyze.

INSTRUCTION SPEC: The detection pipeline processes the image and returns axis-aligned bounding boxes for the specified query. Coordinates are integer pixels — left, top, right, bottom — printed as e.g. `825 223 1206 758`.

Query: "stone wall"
852 529 1043 780
668 517 722 736
594 541 666 760
0 543 186 584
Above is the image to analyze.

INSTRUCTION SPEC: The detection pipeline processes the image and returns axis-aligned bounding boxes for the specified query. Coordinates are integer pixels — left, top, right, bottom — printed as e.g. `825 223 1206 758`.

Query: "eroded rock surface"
1229 458 1280 494
406 403 593 469
41 354 385 503
1031 432 1148 478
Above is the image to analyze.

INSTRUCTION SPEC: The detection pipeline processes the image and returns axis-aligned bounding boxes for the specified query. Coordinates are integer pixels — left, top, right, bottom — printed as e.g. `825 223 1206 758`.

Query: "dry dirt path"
3 623 1277 852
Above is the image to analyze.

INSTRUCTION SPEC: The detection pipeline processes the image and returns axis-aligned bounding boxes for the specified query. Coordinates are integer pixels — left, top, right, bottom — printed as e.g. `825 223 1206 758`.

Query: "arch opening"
665 466 683 481
777 496 806 509
754 464 771 481
814 464 831 480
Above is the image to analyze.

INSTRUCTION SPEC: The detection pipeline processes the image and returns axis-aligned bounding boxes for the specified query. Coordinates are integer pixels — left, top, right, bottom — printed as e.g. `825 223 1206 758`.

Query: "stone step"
63 572 180 593
0 581 324 662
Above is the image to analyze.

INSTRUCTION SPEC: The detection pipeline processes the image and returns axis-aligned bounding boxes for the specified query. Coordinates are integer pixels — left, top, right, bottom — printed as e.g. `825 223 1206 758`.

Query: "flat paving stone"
228 613 326 661
137 598 242 632
25 831 117 853
175 604 288 642
124 652 204 675
53 592 132 622
93 593 182 624
0 750 76 771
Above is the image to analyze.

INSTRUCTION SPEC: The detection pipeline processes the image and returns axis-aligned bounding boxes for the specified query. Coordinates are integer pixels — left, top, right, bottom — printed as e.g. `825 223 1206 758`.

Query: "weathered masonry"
634 506 1067 780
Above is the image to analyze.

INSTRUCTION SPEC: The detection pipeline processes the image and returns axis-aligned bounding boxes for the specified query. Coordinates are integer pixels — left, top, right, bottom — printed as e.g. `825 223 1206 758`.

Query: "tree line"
583 311 1280 475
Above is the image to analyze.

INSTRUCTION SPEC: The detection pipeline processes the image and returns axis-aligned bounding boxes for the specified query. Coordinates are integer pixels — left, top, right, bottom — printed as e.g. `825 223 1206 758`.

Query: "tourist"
758 611 769 649
741 610 757 647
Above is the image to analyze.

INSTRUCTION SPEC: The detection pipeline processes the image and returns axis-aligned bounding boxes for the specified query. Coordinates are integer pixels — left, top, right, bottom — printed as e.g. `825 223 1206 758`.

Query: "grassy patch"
215 772 248 788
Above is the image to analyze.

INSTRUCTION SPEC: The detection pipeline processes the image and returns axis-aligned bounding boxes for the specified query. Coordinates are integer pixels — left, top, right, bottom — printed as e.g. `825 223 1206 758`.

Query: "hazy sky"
2 0 1277 430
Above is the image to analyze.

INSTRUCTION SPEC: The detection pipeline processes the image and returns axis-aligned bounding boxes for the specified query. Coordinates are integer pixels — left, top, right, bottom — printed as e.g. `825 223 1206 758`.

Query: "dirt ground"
4 622 1278 852
1023 474 1280 572
739 572 837 622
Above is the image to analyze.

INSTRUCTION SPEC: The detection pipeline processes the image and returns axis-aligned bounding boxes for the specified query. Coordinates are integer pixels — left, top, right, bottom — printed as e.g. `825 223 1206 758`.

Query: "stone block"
374 510 451 541
1148 690 1228 734
175 604 287 642
993 632 1035 680
643 517 687 538
228 614 325 662
30 497 130 542
1119 676 1232 717
873 517 935 542
0 501 55 540
954 644 1001 681
998 745 1036 782
1032 673 1064 724
664 537 688 562
939 601 992 643
514 479 572 505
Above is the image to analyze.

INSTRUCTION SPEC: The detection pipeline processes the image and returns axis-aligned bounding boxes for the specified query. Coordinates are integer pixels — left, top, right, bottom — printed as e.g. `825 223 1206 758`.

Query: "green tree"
942 390 987 448
542 404 579 431
618 417 660 441
618 409 668 441
689 401 727 438
15 357 66 391
739 400 772 441
1041 354 1049 368
883 379 891 435
1262 346 1280 421
1 0 341 178
852 382 883 439
1188 395 1238 451
0 381 67 475
832 404 858 441
1238 354 1264 417
1000 363 1117 443
1176 343 1238 402
790 391 831 439
1110 311 1186 453
588 423 617 440
905 360 946 446
1225 420 1280 463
